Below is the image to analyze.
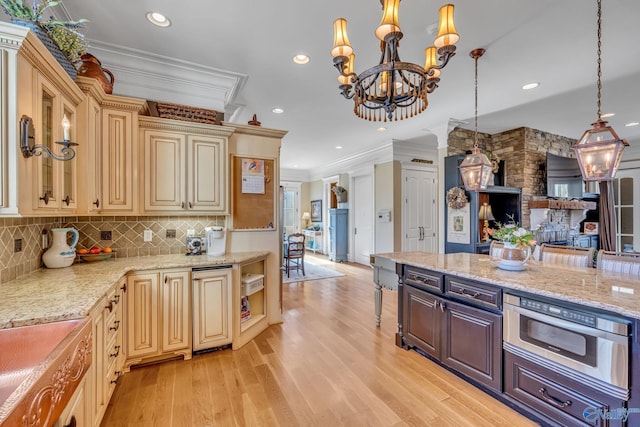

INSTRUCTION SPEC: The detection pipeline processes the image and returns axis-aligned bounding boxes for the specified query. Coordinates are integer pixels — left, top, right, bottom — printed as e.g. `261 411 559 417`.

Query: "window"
613 173 638 251
281 184 300 237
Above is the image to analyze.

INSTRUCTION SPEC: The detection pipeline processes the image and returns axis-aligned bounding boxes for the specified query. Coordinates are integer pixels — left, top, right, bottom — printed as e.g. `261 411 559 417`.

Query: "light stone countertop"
0 252 269 329
374 251 640 320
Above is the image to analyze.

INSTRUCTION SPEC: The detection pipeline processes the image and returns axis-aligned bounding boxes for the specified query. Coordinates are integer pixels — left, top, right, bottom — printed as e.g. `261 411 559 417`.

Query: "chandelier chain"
596 0 602 118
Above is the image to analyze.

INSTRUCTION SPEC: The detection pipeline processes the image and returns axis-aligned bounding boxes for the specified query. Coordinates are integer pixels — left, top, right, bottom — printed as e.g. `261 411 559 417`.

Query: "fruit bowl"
77 252 113 262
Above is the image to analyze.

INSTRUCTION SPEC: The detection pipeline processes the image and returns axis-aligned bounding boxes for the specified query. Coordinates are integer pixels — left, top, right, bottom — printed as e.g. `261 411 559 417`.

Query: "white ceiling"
16 0 640 176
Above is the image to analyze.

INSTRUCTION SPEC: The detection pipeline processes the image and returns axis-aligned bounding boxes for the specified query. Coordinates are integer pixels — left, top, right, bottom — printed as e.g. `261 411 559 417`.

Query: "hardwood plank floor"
101 255 539 426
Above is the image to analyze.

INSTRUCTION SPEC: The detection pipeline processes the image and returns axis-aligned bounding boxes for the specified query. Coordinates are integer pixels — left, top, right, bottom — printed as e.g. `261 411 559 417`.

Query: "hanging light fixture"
331 1 459 122
458 48 493 191
574 0 628 182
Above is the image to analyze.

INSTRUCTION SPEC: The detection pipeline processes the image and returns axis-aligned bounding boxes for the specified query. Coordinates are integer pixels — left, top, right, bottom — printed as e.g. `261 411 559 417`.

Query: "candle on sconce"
62 114 70 141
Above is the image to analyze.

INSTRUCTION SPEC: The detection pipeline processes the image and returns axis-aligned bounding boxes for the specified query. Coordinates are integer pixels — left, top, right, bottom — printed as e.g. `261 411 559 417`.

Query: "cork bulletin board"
231 155 276 230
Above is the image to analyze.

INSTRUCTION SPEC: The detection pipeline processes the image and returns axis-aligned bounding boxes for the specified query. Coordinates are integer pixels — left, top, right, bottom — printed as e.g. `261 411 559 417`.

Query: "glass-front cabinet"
33 73 78 212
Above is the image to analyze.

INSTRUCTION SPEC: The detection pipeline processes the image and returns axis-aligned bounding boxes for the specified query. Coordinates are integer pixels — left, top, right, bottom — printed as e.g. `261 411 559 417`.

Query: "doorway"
403 168 437 252
352 173 374 265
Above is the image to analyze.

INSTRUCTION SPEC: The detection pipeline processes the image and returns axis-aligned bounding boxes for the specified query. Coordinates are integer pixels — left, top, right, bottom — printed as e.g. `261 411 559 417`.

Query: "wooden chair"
489 241 504 259
285 233 306 277
539 243 595 268
596 250 640 275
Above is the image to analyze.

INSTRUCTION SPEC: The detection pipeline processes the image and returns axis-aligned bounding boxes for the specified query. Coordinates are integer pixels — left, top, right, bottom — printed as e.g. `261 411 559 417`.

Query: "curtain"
599 180 616 252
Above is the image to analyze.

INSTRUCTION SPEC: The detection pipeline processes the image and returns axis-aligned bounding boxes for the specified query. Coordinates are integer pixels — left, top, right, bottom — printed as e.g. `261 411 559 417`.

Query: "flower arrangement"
446 187 468 209
1 0 88 63
488 215 536 248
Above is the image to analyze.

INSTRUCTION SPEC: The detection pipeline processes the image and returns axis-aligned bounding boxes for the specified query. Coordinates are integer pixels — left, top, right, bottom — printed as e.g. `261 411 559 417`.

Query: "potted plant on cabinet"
0 0 87 78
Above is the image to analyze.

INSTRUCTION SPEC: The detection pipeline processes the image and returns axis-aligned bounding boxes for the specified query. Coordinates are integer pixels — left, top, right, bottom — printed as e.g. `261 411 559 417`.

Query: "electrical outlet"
101 230 112 241
14 239 22 253
187 229 195 237
166 229 176 238
143 230 153 242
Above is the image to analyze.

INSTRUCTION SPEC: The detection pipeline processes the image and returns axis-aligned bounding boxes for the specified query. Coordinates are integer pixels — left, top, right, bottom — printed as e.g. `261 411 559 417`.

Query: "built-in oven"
503 293 630 397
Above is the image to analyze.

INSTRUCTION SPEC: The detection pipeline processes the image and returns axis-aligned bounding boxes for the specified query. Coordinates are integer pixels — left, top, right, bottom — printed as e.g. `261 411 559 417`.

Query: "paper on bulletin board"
241 158 265 194
447 204 470 244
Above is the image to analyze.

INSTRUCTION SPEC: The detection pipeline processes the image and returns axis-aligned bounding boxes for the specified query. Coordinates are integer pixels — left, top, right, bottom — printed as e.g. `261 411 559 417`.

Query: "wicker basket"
12 20 77 80
151 101 220 125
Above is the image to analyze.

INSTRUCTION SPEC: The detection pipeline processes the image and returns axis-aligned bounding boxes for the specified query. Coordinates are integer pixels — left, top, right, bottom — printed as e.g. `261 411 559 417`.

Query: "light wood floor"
101 254 539 427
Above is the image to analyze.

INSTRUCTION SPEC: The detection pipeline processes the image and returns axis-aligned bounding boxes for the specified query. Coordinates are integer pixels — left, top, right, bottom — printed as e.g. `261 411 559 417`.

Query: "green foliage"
0 0 59 22
487 214 537 248
45 24 86 62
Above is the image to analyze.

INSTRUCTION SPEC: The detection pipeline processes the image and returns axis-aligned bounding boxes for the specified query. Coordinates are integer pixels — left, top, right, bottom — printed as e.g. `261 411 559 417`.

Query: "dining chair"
539 243 595 268
596 250 640 275
285 233 306 277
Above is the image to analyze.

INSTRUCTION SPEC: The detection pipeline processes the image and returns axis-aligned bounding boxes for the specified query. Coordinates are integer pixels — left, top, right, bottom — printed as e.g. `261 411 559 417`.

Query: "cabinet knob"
181 202 185 209
39 192 49 205
105 300 115 313
120 282 127 292
93 198 100 208
188 201 193 209
110 371 122 385
63 195 71 206
63 415 77 427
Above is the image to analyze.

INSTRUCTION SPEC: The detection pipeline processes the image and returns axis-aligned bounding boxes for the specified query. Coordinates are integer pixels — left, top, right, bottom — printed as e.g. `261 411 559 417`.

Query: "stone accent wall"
0 215 225 284
446 126 578 229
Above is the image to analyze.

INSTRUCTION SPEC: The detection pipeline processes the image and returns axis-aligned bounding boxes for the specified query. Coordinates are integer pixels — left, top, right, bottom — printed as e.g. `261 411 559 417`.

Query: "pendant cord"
596 0 602 119
474 54 478 148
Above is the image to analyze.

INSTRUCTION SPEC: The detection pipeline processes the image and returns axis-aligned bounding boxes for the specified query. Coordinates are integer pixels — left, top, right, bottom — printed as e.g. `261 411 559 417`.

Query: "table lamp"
478 203 495 242
302 212 311 228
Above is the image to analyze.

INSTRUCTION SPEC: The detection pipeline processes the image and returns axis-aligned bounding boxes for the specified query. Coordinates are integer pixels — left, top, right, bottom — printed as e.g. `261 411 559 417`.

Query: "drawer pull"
113 294 120 304
93 198 100 208
63 415 76 427
39 192 49 205
459 288 480 298
109 320 120 332
538 387 572 409
63 195 71 206
105 300 115 313
109 345 120 358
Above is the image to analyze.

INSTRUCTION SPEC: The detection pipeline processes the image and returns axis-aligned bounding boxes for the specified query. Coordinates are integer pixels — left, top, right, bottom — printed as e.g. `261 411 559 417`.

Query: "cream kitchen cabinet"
90 276 126 426
126 269 192 369
140 116 232 214
76 77 147 214
192 266 233 351
54 375 89 427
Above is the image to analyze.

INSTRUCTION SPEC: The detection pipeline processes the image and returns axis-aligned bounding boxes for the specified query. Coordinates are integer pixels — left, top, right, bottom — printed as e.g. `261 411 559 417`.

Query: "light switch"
143 230 153 242
377 210 391 223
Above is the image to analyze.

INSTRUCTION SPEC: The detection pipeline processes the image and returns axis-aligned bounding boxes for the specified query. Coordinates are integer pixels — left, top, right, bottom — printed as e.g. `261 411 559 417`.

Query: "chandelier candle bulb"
434 4 459 48
332 18 353 58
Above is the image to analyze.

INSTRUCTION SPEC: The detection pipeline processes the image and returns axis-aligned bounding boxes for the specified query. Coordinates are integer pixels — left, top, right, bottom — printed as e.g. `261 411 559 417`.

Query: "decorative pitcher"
77 53 115 94
42 228 79 269
496 242 531 271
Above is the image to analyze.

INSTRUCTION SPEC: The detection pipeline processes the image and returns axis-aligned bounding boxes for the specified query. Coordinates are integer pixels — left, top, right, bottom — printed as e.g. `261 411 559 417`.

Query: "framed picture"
584 222 599 235
310 200 322 222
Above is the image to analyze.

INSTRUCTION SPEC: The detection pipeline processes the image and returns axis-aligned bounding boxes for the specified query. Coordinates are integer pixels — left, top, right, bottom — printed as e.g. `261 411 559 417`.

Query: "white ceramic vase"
42 228 79 269
496 242 531 271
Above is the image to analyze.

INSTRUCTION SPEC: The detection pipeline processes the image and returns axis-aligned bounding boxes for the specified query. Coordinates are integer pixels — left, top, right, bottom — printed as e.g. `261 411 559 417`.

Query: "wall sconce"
20 115 78 161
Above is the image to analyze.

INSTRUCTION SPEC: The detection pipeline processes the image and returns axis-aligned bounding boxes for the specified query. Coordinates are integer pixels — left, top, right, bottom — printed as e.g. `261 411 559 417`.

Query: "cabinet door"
193 270 232 351
60 100 78 210
85 96 102 213
187 135 227 212
101 108 136 212
34 75 60 209
402 284 440 359
441 299 502 392
144 130 186 211
161 270 191 352
126 273 158 358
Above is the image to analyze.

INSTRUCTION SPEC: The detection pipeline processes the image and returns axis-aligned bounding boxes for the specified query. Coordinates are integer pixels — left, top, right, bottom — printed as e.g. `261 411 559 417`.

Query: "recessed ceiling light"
377 127 386 132
625 122 640 127
293 54 310 65
146 11 171 27
600 113 615 118
272 108 284 114
336 146 343 149
521 82 539 90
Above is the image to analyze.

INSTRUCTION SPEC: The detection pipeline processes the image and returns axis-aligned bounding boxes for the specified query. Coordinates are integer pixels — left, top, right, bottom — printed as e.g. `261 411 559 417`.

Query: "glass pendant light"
574 0 628 182
459 48 493 191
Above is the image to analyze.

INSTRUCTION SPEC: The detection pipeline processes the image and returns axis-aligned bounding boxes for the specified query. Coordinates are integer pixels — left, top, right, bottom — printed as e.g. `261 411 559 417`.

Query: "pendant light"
573 0 628 182
459 48 493 191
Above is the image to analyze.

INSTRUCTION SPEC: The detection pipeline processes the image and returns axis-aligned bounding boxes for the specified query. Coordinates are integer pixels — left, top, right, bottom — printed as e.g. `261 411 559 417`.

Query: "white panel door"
403 169 437 252
353 174 373 265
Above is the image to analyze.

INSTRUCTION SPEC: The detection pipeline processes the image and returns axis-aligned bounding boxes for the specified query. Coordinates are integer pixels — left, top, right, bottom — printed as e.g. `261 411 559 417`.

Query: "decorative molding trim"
223 121 288 139
140 116 234 138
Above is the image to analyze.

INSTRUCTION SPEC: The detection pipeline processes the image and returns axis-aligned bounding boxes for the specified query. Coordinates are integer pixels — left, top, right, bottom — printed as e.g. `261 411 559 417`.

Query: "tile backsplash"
0 215 225 284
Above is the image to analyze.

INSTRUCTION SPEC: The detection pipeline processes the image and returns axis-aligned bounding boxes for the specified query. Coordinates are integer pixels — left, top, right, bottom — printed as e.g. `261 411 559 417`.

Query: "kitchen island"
373 251 640 427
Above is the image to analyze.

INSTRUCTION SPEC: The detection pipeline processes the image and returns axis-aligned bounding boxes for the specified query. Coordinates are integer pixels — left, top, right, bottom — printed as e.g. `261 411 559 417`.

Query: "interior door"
353 174 373 265
404 168 437 252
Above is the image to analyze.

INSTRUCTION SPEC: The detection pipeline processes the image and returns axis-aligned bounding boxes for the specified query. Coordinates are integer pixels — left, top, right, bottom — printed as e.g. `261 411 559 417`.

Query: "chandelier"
331 1 459 121
573 0 628 182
